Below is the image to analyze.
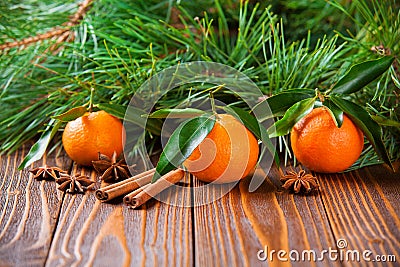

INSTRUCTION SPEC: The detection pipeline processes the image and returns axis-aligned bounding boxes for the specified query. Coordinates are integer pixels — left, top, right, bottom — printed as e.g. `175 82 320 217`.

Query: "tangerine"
62 110 126 166
183 114 259 183
290 107 364 173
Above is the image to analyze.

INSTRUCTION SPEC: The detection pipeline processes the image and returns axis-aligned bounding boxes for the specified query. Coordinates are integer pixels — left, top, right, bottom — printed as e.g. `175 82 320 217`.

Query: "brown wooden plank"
2 145 398 266
0 146 71 267
46 165 193 267
317 163 400 266
193 166 338 267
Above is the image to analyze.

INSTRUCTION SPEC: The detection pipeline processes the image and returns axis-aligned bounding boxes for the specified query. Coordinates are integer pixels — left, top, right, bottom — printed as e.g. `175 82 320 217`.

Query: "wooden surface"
0 146 399 267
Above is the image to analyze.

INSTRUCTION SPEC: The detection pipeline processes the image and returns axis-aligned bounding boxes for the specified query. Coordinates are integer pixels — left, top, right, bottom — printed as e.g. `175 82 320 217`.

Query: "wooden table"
0 146 399 267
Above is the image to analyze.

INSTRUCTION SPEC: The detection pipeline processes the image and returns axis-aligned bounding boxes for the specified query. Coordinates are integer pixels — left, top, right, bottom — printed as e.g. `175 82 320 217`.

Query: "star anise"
280 170 318 194
29 165 67 180
56 173 95 194
92 151 132 182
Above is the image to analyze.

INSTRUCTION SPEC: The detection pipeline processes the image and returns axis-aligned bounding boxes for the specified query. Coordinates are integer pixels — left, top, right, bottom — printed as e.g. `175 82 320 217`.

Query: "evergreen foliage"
0 0 398 169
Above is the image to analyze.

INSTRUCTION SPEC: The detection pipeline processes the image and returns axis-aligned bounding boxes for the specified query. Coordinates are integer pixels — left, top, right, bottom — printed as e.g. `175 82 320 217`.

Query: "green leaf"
51 106 87 122
223 107 262 139
268 98 316 137
147 108 205 119
96 103 126 119
330 95 393 170
152 114 215 183
97 103 162 135
18 120 62 170
332 56 395 95
223 106 279 166
255 89 315 120
323 99 344 127
371 115 400 128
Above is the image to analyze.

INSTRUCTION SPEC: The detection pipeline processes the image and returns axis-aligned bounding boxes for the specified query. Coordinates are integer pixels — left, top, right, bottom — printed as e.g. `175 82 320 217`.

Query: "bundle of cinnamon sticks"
95 168 185 209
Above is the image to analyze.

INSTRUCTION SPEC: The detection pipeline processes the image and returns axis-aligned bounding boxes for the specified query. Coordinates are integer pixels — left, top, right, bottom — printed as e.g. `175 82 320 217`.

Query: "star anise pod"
56 173 95 194
92 151 132 182
29 165 67 180
280 170 318 194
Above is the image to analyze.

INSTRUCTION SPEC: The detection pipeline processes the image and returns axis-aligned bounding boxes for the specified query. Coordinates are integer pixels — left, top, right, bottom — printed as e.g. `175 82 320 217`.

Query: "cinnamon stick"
95 168 155 202
123 183 151 205
124 168 185 209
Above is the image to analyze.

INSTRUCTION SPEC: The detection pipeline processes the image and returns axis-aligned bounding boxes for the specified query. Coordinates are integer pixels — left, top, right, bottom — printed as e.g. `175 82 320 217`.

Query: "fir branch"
0 28 68 50
65 0 94 27
0 0 399 170
0 0 94 51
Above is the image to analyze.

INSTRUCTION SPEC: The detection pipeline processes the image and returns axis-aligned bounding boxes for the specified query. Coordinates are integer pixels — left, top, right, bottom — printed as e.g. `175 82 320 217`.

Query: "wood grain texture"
46 165 192 267
1 146 399 267
193 167 338 267
0 147 71 267
317 164 400 267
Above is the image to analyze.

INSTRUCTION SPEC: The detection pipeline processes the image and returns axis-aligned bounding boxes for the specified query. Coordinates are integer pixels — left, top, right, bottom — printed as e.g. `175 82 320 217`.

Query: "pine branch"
0 0 94 51
0 28 69 50
0 0 398 170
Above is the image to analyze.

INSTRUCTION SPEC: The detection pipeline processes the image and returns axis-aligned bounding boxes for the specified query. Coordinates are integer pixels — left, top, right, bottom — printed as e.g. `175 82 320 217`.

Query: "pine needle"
0 0 399 169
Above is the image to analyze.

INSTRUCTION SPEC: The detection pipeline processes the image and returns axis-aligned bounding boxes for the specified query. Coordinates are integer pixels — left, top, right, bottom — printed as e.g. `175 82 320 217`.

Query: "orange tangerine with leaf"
184 114 259 183
62 110 126 166
290 107 364 173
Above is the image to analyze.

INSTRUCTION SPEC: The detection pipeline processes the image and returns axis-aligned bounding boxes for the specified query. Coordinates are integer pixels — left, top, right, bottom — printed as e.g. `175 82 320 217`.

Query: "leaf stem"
89 87 95 113
316 89 325 102
209 92 219 119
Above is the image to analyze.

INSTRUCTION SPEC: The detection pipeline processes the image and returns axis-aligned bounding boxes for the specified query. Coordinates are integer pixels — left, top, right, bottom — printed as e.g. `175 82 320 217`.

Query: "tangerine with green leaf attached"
290 107 364 173
183 114 259 183
62 110 126 166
